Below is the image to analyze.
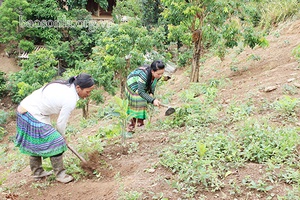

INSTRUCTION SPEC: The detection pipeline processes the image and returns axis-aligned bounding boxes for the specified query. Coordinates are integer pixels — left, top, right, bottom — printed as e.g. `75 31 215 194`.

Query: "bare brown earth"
1 19 300 200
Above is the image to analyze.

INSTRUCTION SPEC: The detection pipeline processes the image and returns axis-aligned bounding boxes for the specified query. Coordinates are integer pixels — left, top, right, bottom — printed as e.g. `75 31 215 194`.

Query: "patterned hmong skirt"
15 112 67 158
125 85 148 120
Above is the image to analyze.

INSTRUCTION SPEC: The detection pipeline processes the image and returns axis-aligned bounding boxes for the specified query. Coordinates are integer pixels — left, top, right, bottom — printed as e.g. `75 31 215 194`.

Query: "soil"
1 19 300 200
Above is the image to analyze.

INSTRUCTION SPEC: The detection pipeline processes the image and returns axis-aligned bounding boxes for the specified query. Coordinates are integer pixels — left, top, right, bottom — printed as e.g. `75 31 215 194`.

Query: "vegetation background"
1 0 300 199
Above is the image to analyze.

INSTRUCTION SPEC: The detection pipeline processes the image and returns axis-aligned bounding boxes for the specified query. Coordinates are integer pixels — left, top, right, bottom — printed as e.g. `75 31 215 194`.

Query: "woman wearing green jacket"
125 60 165 133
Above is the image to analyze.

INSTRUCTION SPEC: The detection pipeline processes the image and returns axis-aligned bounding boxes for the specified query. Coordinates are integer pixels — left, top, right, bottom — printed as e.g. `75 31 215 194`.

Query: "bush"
8 49 58 103
0 110 8 126
19 40 35 52
0 72 7 98
0 126 6 141
292 45 300 64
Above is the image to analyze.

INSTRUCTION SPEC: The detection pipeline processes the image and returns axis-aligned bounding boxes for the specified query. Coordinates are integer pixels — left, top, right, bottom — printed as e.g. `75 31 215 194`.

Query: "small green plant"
292 45 300 63
0 110 8 126
0 72 7 97
179 89 196 103
118 190 143 200
31 181 51 189
127 142 139 154
0 126 7 141
0 171 8 185
277 186 300 199
228 179 243 196
230 65 239 72
242 176 274 193
225 100 254 123
272 95 299 118
77 133 105 157
282 84 298 95
247 54 261 61
110 96 133 144
279 167 300 185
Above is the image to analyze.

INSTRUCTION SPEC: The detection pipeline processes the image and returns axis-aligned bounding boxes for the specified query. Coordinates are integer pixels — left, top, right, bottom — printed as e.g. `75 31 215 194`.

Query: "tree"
0 0 31 54
112 0 142 23
161 0 268 82
8 49 58 103
91 20 155 97
141 0 163 28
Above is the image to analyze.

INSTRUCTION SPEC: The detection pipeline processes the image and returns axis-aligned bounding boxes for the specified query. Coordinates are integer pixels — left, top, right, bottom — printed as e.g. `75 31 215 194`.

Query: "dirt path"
0 44 20 74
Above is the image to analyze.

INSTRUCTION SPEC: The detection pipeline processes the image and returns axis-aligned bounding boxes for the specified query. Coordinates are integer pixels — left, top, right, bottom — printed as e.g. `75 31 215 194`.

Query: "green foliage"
112 0 142 23
282 84 298 95
292 44 300 64
0 0 31 45
64 59 116 96
110 96 132 143
242 27 269 49
94 0 109 10
118 190 143 200
77 133 105 157
177 48 193 67
23 27 62 45
242 178 273 192
160 119 300 196
0 110 8 127
272 95 299 118
0 72 8 98
163 82 220 128
279 167 300 185
19 40 35 52
66 0 88 10
225 100 254 123
0 126 7 141
237 121 300 163
28 0 61 20
92 21 154 93
258 0 300 30
8 49 58 103
44 10 98 68
160 0 269 82
141 0 163 27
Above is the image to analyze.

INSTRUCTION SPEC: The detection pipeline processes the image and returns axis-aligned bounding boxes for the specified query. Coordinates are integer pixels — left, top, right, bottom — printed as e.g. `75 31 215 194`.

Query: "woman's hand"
153 99 161 107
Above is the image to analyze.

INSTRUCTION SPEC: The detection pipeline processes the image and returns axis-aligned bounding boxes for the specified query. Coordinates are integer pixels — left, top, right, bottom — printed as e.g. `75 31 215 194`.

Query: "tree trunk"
190 29 202 82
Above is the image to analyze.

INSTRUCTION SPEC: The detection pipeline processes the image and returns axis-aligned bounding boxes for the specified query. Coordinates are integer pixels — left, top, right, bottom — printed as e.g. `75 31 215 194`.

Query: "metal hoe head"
165 107 175 116
161 103 176 116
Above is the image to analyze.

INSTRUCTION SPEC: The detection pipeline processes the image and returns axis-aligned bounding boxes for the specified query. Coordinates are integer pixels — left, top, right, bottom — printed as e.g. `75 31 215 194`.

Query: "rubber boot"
29 156 52 180
50 155 74 184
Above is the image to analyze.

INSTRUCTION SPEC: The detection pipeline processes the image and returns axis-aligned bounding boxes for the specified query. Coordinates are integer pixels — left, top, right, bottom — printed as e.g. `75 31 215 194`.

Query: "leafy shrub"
238 120 300 163
272 95 299 118
0 110 8 126
178 49 192 67
8 49 58 103
19 40 35 52
77 133 105 157
0 71 7 97
0 126 7 141
0 72 7 98
160 120 300 197
292 44 300 64
258 0 300 30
